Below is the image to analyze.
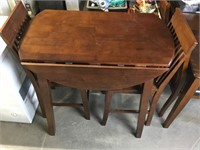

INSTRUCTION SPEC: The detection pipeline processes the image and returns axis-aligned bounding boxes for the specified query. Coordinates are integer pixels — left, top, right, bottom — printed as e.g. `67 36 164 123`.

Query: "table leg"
163 75 199 128
136 79 153 138
37 75 55 135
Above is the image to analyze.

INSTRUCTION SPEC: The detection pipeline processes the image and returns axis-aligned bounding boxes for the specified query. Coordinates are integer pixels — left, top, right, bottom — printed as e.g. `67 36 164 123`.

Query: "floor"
0 86 200 150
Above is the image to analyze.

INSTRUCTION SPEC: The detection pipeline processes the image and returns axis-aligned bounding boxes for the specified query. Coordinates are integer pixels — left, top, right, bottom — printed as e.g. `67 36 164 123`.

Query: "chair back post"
159 0 171 24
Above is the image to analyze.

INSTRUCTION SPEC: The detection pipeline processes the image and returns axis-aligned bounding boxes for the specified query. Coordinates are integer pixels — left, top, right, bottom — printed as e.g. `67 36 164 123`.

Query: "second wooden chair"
101 8 198 132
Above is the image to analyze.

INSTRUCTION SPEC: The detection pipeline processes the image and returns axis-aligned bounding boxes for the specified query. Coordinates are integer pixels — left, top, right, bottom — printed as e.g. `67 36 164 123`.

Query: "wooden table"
163 13 199 128
19 10 174 137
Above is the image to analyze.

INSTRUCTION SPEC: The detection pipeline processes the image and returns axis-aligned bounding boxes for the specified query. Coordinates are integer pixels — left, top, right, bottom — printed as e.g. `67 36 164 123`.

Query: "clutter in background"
134 0 156 13
89 0 125 12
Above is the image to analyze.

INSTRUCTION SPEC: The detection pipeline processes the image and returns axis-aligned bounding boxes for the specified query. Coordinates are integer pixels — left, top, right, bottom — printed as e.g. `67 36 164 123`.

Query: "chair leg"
163 76 199 128
159 68 187 117
158 80 185 117
37 76 55 135
136 79 153 138
101 91 113 126
25 70 46 118
145 68 185 126
10 49 47 117
145 85 165 126
80 90 90 120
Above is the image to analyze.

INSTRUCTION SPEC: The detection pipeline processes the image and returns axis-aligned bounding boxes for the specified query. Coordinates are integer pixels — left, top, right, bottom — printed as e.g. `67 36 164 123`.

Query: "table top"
19 10 174 67
183 13 200 78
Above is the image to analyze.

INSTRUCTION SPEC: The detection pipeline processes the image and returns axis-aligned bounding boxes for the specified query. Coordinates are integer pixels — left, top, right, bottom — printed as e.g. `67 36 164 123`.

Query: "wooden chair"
163 63 200 128
157 11 200 117
158 12 200 117
145 8 198 125
159 13 199 127
0 1 90 122
0 2 47 115
101 8 198 130
159 0 171 24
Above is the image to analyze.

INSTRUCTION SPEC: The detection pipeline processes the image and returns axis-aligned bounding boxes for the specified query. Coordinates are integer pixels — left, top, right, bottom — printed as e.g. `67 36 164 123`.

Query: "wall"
0 0 11 16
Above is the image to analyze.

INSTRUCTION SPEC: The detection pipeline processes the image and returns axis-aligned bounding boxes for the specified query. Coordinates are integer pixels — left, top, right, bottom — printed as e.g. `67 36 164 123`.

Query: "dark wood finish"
0 2 47 117
184 13 200 78
101 1 171 128
19 10 174 67
25 69 46 118
145 8 198 125
158 12 199 117
80 90 90 120
37 75 55 135
22 63 168 90
162 13 200 128
163 67 200 128
101 79 154 137
136 79 153 138
101 85 142 115
19 10 174 137
0 2 90 128
102 91 113 126
52 102 82 107
22 62 168 137
110 109 140 113
159 0 171 24
0 2 30 53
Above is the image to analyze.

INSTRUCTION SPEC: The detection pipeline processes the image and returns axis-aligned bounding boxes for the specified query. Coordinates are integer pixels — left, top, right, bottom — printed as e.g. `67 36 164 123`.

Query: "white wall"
0 0 11 16
65 0 80 10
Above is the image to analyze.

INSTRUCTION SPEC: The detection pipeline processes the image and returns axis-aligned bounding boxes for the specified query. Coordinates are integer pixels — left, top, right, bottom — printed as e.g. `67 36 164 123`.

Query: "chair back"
170 8 197 55
159 0 171 24
156 8 198 86
0 1 30 53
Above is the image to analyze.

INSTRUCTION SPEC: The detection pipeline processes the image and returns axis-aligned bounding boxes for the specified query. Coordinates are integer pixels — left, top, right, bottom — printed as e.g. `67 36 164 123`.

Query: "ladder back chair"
163 63 200 128
161 13 199 127
145 8 198 125
101 8 198 129
158 12 200 117
0 2 90 132
0 2 47 115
